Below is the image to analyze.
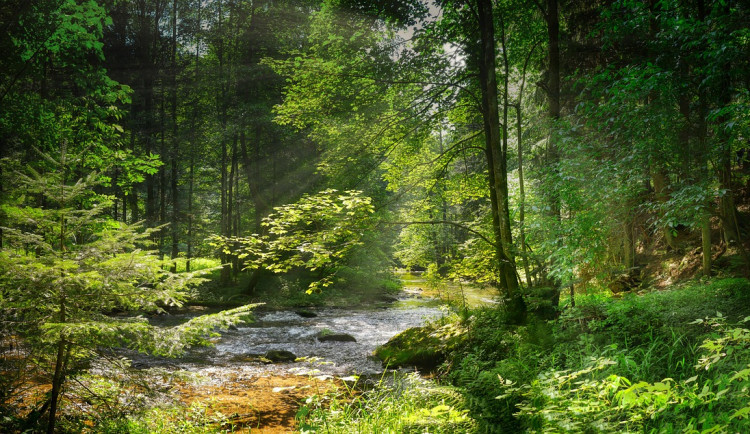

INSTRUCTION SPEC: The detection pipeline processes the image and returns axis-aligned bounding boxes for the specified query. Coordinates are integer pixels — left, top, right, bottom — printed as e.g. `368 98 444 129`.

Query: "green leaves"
214 190 375 293
501 313 750 432
0 147 258 423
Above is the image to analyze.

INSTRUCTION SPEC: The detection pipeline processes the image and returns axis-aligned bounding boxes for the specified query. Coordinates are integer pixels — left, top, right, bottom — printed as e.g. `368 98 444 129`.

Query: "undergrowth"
296 373 476 433
306 277 750 433
449 277 750 432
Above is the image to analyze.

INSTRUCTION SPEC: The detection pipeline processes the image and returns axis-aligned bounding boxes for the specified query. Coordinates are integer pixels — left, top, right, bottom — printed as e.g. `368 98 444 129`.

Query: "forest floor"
174 373 341 433
2 368 341 433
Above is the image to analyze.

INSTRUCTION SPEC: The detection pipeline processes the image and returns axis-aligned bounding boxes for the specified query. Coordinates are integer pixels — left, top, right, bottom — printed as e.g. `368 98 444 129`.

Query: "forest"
1 0 749 432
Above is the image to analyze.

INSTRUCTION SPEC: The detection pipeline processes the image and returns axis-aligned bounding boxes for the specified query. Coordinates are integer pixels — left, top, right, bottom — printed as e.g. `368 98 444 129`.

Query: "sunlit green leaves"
214 189 375 293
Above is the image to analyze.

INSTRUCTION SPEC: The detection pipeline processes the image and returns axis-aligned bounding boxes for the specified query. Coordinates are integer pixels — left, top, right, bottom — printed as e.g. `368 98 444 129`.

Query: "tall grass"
297 373 476 433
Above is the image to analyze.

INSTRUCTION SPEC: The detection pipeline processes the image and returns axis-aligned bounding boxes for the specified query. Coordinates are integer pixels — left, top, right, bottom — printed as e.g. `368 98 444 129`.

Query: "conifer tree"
0 146 253 433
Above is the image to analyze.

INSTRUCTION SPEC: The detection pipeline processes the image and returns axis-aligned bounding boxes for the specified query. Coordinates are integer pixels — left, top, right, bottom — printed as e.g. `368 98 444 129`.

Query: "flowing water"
101 278 501 431
129 295 443 380
128 275 498 382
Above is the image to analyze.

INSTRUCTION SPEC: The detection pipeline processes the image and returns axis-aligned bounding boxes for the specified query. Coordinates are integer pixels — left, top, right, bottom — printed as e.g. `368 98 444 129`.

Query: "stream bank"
112 284 497 432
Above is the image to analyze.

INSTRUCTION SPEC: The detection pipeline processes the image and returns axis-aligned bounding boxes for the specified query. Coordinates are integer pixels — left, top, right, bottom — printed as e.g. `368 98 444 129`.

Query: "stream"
127 273 498 381
99 276 500 430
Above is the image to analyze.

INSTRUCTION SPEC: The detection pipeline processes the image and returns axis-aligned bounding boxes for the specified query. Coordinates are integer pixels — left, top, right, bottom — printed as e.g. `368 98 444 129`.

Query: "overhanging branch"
380 220 498 249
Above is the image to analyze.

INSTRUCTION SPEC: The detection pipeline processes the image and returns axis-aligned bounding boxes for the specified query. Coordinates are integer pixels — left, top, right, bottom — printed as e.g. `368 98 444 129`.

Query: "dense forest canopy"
1 0 749 432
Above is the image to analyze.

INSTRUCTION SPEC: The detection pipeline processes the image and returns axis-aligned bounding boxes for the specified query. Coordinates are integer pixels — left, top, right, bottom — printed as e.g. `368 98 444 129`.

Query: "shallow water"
128 276 499 381
398 271 501 307
129 293 447 378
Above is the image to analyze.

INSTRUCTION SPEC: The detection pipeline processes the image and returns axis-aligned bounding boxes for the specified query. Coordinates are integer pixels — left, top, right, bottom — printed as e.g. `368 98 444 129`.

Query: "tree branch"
380 220 499 249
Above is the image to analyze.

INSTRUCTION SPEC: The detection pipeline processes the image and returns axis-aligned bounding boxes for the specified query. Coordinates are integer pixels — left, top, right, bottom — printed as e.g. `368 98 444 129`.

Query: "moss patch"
374 321 467 371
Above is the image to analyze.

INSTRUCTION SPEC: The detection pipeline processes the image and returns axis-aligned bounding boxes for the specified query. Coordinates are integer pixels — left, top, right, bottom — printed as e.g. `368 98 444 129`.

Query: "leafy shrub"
499 315 750 433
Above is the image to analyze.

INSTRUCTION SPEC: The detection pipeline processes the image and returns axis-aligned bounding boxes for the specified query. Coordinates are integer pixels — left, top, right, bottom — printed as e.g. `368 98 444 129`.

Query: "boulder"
295 309 318 318
263 350 297 363
316 332 357 342
377 295 399 303
374 321 467 372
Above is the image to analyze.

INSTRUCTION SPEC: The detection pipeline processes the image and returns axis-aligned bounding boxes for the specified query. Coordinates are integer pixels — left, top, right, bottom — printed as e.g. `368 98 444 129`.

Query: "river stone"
374 322 468 371
317 333 357 342
377 295 399 303
295 309 318 318
263 350 297 363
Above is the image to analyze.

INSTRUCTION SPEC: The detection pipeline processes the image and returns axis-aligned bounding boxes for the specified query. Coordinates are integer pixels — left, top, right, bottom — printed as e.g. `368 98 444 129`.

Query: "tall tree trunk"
128 129 139 223
623 219 635 270
516 41 540 287
228 134 238 276
128 190 139 223
545 0 562 237
717 68 740 245
48 158 68 434
160 88 167 257
217 0 231 285
144 76 156 228
187 156 194 272
647 0 676 251
169 0 179 271
186 0 201 273
547 0 560 122
239 129 264 294
696 0 711 277
220 139 230 285
476 0 521 304
122 191 127 222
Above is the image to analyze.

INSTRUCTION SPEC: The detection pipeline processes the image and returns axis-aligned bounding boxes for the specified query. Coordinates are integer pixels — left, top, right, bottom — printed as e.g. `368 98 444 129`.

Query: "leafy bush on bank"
447 277 750 432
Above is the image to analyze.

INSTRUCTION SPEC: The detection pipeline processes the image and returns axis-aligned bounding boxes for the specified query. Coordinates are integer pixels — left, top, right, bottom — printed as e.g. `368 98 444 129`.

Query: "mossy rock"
317 332 357 342
263 350 297 363
374 322 467 371
295 309 318 318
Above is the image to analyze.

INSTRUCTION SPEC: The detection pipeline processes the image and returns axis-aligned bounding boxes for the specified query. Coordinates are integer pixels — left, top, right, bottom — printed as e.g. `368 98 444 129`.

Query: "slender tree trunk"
111 170 119 222
234 157 240 236
239 129 265 294
145 90 156 229
515 105 532 286
696 0 712 276
646 0 676 252
128 190 139 223
546 0 562 235
187 156 194 272
485 145 508 290
701 215 712 275
228 134 238 276
547 0 560 122
476 0 520 303
170 0 179 271
217 0 231 285
46 330 66 434
128 129 139 223
569 284 575 308
516 41 540 287
220 139 230 284
186 0 201 273
651 168 676 249
623 219 635 270
159 88 167 257
122 191 127 222
48 152 68 434
718 81 740 245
